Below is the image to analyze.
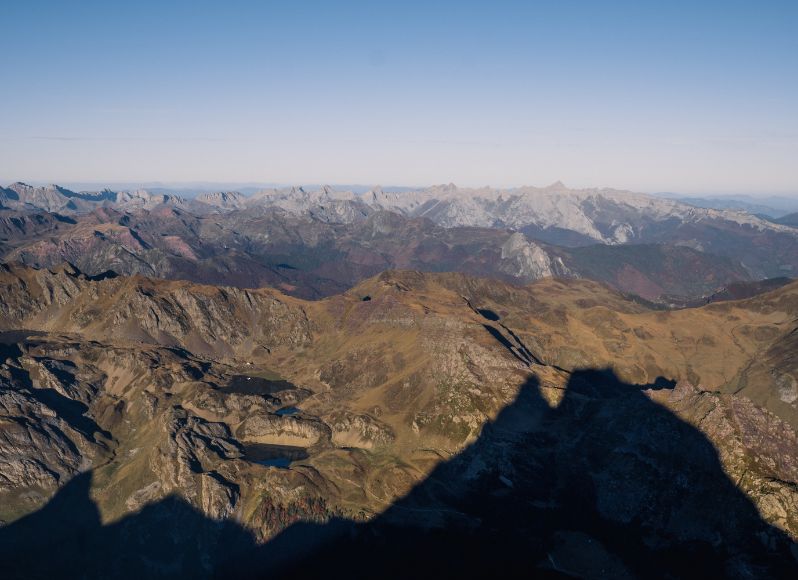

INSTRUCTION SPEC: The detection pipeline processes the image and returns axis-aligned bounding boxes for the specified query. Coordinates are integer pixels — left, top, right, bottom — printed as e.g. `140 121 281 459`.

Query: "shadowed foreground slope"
1 371 796 579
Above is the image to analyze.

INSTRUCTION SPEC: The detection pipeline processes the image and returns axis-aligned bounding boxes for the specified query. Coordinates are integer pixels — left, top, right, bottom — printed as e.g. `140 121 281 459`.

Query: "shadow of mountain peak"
1 370 796 579
0 471 258 579
259 370 797 579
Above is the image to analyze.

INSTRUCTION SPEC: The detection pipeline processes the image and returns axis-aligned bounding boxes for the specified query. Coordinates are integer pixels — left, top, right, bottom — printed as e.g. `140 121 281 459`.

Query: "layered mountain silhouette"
2 370 795 579
3 181 798 301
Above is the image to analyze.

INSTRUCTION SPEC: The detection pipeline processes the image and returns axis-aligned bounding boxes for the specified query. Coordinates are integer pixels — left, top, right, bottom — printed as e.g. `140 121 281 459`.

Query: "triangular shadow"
251 370 797 578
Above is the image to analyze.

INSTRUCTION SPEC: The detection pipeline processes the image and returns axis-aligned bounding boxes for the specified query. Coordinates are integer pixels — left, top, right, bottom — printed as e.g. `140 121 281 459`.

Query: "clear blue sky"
1 0 796 193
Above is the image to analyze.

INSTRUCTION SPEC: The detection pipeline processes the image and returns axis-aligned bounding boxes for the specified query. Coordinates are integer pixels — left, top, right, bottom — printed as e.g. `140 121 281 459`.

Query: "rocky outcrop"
237 413 329 447
0 263 314 356
196 191 245 210
659 382 798 538
499 232 569 280
0 387 87 490
327 411 395 449
0 263 85 324
0 358 106 491
200 472 239 520
148 407 242 517
97 283 313 351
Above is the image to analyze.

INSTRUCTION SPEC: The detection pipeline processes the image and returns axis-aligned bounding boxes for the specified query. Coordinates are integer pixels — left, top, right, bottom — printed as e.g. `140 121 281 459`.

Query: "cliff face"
0 262 313 354
0 265 796 576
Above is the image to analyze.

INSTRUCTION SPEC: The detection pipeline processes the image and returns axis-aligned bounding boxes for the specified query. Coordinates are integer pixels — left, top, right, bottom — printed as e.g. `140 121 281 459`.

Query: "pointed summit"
547 180 567 190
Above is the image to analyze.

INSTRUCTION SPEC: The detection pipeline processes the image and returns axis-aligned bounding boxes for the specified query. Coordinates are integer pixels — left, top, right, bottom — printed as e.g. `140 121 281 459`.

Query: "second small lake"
243 443 309 469
225 375 296 396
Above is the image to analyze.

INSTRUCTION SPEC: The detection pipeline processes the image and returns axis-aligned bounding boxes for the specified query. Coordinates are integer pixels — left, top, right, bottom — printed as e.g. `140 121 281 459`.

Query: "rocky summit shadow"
1 370 796 579
0 471 259 579
252 370 798 579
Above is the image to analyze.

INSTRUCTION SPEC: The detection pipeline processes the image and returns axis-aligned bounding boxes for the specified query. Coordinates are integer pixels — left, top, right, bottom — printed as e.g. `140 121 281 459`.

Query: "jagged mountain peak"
197 190 245 209
8 182 35 191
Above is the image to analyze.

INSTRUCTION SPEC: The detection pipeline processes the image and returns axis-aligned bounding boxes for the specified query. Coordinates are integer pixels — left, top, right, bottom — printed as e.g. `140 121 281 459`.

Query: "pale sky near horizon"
1 0 796 194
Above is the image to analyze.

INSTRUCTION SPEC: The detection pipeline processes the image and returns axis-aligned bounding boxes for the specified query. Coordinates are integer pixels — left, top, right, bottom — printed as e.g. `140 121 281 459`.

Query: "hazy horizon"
2 1 797 193
2 178 797 200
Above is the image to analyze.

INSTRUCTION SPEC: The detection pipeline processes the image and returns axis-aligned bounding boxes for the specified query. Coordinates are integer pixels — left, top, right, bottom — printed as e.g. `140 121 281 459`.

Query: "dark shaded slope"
550 243 752 301
627 217 798 279
774 212 798 227
0 473 258 579
703 277 795 303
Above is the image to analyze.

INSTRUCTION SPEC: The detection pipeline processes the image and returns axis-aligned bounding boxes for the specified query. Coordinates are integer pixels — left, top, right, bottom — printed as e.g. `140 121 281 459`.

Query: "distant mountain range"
658 192 798 218
1 181 796 302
